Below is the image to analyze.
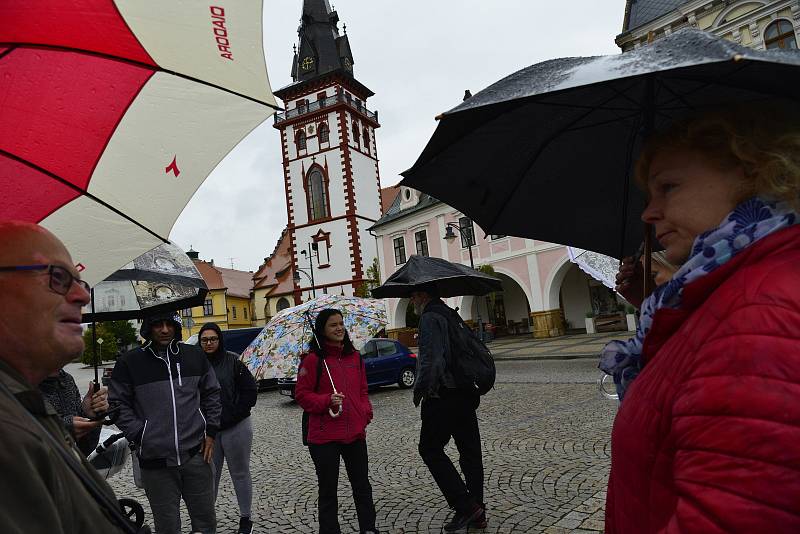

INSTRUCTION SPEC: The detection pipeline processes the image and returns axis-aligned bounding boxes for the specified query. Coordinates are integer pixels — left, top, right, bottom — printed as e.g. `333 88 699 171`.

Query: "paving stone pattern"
109 383 616 533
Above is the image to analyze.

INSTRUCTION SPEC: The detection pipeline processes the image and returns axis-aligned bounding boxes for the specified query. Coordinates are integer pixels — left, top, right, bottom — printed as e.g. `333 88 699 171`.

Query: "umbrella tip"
434 113 445 121
733 53 744 62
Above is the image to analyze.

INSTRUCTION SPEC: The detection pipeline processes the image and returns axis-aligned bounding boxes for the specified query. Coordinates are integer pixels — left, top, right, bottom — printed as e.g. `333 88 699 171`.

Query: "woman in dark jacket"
198 322 258 534
295 309 378 534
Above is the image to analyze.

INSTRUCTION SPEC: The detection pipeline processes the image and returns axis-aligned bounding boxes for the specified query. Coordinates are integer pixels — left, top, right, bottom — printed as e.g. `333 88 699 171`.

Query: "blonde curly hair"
636 104 800 210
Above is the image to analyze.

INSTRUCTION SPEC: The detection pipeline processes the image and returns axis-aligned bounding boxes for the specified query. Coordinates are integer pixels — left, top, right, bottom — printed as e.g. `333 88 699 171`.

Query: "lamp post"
443 221 484 339
293 266 315 299
298 242 318 298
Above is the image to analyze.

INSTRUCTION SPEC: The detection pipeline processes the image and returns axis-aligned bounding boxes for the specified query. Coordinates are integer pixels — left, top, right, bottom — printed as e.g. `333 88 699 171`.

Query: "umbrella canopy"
2 1 278 285
371 255 502 298
567 247 618 291
241 294 388 381
82 242 207 322
400 28 800 259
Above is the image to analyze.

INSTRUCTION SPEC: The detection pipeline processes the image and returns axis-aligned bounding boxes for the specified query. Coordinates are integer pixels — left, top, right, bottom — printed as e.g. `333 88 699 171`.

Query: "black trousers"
418 389 484 514
308 439 376 534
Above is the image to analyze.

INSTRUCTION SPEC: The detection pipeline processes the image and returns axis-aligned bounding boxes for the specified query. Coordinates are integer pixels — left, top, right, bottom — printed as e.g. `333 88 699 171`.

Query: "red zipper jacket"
295 342 373 445
605 226 800 532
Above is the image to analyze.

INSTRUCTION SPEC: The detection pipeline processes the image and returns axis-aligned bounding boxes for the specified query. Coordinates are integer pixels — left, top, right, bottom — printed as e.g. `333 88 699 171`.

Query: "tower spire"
292 0 354 82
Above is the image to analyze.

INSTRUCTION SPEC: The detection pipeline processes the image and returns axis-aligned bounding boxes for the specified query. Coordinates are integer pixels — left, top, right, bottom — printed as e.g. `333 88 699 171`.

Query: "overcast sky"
169 1 623 272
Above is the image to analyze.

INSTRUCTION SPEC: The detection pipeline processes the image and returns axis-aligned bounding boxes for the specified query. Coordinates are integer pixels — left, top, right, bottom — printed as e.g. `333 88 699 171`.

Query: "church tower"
273 0 382 303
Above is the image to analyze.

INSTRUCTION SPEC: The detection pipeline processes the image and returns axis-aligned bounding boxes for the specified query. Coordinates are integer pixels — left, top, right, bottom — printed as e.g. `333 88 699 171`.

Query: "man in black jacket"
198 322 258 534
110 312 221 534
410 286 486 533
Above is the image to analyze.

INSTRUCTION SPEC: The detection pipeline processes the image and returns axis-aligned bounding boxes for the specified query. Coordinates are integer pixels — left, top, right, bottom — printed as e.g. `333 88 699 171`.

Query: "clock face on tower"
300 56 314 71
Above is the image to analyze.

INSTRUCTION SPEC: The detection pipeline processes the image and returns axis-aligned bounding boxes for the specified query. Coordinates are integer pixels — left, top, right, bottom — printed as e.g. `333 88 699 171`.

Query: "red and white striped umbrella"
2 1 278 285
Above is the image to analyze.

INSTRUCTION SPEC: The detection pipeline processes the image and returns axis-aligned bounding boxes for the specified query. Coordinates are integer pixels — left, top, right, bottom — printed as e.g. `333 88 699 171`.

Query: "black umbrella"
82 242 208 322
401 28 800 260
371 255 502 298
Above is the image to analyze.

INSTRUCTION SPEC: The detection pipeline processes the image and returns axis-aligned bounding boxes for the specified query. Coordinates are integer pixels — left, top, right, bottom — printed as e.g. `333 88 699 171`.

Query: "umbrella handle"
323 359 342 418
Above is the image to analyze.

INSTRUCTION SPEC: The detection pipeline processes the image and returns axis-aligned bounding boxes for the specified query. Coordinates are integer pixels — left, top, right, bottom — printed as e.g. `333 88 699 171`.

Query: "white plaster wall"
294 218 351 287
560 264 593 330
358 220 378 278
350 151 381 220
287 151 346 226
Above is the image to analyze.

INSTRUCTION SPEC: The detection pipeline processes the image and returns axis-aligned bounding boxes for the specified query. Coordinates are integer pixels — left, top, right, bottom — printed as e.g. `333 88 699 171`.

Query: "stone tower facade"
273 0 382 303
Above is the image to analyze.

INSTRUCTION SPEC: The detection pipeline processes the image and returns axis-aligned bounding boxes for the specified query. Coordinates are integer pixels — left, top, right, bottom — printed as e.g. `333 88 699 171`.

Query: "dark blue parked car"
278 338 417 398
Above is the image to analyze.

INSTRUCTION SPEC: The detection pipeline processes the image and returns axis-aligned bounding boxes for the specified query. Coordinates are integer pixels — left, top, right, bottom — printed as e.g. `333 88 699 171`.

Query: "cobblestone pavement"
108 368 617 534
486 333 625 360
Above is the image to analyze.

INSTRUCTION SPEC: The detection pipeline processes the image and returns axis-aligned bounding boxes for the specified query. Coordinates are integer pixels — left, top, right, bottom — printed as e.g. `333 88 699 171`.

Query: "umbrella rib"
1 43 282 112
0 46 14 61
0 149 170 243
559 111 641 134
486 89 641 232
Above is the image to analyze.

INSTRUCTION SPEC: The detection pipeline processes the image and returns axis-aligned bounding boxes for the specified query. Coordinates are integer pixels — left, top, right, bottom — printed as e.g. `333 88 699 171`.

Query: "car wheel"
398 367 416 389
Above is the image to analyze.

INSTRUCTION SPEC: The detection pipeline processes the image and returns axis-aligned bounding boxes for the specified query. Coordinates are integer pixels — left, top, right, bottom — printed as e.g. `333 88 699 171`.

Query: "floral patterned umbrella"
241 294 388 381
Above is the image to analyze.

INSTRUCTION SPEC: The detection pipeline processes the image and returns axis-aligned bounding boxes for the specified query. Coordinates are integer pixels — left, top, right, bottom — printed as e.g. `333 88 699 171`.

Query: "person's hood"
198 322 225 358
140 312 182 342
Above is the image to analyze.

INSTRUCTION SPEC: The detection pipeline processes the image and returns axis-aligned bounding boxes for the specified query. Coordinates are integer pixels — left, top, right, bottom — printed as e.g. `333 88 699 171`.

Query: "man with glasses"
198 322 257 534
0 221 130 533
110 311 221 534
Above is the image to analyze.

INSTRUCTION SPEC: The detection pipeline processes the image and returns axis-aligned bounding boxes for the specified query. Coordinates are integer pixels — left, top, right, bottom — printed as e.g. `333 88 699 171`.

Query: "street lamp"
443 221 485 339
443 222 475 268
298 242 318 298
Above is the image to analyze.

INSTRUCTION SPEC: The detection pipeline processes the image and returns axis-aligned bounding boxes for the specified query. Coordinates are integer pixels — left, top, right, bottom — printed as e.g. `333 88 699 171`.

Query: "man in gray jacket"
110 312 221 534
410 286 486 533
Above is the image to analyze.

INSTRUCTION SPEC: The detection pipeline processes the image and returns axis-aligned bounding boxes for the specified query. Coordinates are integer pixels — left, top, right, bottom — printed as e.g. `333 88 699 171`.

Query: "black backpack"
425 302 496 395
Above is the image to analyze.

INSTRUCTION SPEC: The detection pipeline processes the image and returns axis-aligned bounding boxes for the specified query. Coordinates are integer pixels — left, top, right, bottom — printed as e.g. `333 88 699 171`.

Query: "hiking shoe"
443 504 484 532
237 516 254 534
470 504 487 529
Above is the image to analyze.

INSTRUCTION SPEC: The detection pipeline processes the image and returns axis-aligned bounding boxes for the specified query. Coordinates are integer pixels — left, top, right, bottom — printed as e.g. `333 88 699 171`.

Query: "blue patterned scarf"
599 197 798 401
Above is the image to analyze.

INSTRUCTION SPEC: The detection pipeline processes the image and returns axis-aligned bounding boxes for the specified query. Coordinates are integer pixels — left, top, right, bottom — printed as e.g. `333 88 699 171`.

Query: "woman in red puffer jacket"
295 308 378 534
600 105 800 532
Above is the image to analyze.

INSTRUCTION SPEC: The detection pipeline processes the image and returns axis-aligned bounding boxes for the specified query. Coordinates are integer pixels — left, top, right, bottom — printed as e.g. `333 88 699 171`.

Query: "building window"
317 91 327 106
458 217 476 248
232 306 237 319
244 307 248 319
203 299 213 316
297 130 307 151
318 122 329 144
765 20 797 49
181 308 192 317
363 126 370 155
352 120 360 144
491 234 507 240
393 237 407 265
308 168 329 220
414 230 429 257
277 297 291 312
107 295 115 307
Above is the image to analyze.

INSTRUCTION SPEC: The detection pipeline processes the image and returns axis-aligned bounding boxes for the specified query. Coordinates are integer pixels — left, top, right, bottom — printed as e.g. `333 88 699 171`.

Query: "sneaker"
238 516 254 534
470 503 487 529
443 504 484 532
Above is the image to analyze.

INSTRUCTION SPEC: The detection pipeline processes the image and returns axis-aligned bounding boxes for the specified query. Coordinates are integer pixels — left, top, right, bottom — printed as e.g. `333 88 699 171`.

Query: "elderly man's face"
0 223 90 384
409 291 432 315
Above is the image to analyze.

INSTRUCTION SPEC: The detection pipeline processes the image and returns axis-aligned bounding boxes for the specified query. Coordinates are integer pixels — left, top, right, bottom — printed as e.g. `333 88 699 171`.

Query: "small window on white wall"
415 230 429 257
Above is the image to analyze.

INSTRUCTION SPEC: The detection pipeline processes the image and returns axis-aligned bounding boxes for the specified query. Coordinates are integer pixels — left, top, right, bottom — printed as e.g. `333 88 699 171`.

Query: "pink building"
371 186 626 336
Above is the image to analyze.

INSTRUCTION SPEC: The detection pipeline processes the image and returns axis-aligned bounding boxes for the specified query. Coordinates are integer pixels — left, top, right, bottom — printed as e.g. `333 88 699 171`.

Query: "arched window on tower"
297 130 307 151
362 126 370 155
307 168 329 220
765 20 797 49
319 123 330 144
352 120 360 145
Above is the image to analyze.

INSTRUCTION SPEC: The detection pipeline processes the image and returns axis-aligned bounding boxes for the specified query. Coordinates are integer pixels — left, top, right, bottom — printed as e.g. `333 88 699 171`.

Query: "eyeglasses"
200 337 219 344
0 264 90 295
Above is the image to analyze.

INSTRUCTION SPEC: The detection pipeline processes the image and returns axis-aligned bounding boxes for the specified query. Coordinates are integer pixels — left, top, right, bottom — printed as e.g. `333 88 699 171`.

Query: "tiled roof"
380 184 400 215
624 0 686 32
215 266 254 299
370 188 442 229
194 261 225 290
253 229 295 296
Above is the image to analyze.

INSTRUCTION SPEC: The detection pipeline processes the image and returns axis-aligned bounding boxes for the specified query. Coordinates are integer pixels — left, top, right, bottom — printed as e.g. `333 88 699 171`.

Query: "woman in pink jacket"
295 308 378 534
600 105 800 532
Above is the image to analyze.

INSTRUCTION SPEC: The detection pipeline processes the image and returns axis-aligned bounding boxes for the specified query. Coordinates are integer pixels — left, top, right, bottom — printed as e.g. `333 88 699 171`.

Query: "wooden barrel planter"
529 309 565 339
